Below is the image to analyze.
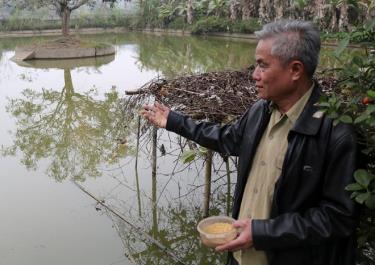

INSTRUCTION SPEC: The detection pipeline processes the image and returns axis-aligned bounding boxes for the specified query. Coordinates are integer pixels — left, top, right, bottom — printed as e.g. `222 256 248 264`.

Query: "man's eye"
256 62 267 68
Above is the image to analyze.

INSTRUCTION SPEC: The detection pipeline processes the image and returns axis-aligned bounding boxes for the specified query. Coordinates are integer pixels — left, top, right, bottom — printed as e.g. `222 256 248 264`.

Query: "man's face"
252 39 295 101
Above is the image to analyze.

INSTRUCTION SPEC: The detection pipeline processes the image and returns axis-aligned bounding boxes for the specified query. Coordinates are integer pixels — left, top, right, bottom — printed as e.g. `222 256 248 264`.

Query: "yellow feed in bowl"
204 222 235 234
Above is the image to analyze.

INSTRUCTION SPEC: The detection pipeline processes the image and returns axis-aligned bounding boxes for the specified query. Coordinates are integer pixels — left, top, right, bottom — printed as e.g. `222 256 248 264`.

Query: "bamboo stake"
72 180 187 265
135 116 142 217
151 126 158 236
203 150 213 217
225 157 231 216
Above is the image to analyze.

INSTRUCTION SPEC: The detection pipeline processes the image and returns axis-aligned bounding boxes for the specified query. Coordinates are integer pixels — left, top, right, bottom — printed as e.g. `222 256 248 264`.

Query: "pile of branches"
129 66 257 123
127 66 337 123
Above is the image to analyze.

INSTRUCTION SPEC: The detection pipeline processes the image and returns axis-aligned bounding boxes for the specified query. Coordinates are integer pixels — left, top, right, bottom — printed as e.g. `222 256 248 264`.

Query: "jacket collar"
266 82 324 136
290 83 324 136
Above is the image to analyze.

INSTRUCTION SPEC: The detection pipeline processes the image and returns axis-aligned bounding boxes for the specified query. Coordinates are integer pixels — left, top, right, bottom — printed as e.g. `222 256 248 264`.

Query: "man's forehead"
255 40 274 57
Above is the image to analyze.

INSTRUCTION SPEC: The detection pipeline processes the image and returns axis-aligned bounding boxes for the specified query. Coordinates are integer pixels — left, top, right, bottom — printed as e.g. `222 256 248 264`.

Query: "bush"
191 17 231 34
191 17 260 35
230 19 261 34
317 17 375 264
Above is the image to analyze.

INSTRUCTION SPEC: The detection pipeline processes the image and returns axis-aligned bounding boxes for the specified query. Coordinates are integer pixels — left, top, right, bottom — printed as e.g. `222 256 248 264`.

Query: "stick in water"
71 180 187 265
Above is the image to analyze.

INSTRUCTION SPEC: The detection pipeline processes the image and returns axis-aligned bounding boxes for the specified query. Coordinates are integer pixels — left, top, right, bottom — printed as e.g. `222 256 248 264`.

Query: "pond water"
0 32 351 265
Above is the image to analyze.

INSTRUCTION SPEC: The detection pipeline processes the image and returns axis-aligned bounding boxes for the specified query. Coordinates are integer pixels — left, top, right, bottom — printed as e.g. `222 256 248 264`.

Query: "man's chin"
257 92 270 100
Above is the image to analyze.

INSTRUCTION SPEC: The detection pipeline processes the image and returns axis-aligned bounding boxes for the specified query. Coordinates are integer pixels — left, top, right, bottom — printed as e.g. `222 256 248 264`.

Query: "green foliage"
318 16 375 263
191 17 260 35
180 147 208 164
207 0 229 17
191 16 230 34
0 5 131 31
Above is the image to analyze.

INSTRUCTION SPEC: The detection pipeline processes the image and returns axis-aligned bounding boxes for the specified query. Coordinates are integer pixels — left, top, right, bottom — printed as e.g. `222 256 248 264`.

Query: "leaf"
354 114 368 124
334 37 350 57
365 194 375 209
350 191 360 199
362 148 372 155
366 104 375 114
333 119 340 127
180 149 196 164
354 169 370 188
365 16 375 31
355 192 370 204
345 183 364 191
316 102 331 108
357 235 367 247
198 147 208 155
367 90 375 99
352 55 363 66
339 115 353 123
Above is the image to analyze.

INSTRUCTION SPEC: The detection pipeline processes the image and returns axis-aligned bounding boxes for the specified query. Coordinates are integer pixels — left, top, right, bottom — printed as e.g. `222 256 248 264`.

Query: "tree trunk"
311 0 326 29
242 0 259 20
259 0 273 23
62 6 71 36
330 7 338 32
230 0 240 21
274 0 284 19
187 0 193 24
338 1 348 31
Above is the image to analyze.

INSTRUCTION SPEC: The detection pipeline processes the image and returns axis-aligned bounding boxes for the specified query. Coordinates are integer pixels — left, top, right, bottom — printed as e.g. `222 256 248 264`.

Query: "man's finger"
155 102 165 112
143 105 156 112
215 237 244 252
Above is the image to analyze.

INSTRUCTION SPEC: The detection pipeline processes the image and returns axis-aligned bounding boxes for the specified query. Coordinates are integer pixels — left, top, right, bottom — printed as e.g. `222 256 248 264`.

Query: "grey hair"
255 20 321 77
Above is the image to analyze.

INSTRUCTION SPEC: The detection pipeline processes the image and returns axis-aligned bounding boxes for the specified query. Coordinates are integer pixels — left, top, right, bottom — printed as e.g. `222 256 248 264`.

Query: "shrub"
317 17 375 264
230 18 261 34
191 17 230 34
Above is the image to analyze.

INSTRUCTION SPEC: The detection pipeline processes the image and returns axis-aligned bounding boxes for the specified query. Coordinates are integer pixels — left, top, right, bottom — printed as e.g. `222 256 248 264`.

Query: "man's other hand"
215 219 253 252
140 102 170 128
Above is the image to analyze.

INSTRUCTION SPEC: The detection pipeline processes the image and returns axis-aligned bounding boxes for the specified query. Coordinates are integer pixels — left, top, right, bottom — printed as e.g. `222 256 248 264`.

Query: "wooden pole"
135 116 142 217
203 150 212 217
151 126 158 236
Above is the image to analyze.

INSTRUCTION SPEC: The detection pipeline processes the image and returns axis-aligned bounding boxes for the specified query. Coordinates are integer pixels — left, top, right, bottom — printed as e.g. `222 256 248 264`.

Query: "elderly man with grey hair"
141 20 358 265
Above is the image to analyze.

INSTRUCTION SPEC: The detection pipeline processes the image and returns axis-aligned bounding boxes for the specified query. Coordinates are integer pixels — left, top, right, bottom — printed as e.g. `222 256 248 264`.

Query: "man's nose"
252 66 260 81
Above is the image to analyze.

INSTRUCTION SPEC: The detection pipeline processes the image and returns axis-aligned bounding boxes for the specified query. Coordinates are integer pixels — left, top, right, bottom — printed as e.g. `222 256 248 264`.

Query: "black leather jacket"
166 86 359 265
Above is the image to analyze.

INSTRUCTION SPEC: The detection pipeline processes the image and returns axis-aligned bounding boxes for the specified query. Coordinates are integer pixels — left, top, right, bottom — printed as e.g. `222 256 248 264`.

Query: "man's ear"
289 60 304 81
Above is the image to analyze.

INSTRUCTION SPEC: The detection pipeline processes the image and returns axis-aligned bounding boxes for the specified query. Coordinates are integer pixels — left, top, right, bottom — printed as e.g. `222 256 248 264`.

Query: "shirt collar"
285 82 314 124
270 82 314 125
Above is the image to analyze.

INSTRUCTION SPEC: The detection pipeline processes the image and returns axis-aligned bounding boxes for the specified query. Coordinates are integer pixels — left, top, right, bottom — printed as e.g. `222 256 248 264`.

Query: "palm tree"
230 0 240 20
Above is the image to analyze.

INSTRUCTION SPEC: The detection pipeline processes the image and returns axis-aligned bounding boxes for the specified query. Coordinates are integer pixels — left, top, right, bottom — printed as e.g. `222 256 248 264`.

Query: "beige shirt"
234 86 313 265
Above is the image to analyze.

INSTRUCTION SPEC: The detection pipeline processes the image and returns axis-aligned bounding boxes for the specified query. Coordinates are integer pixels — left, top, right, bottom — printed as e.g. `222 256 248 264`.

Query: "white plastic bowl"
197 216 237 248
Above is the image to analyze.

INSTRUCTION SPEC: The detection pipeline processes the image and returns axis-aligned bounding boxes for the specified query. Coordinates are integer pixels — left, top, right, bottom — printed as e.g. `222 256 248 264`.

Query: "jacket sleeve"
252 127 359 250
165 108 251 156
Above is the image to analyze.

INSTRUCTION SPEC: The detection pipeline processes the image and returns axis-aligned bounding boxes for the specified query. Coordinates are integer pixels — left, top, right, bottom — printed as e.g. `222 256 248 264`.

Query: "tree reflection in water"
93 96 237 265
2 55 136 181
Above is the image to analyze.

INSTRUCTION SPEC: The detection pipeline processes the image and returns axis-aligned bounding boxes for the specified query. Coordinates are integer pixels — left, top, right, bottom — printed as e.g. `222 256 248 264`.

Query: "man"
141 20 358 265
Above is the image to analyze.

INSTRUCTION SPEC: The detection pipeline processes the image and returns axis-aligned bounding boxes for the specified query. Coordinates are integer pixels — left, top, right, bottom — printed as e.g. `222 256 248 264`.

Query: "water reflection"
130 34 255 78
99 126 234 264
79 93 237 264
3 55 134 181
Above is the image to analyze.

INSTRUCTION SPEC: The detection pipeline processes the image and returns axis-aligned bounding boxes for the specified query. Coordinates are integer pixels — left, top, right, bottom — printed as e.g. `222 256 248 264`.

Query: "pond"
0 32 352 265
